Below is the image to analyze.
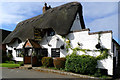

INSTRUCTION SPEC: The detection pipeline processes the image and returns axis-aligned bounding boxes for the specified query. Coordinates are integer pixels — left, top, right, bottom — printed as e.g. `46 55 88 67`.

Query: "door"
24 48 32 64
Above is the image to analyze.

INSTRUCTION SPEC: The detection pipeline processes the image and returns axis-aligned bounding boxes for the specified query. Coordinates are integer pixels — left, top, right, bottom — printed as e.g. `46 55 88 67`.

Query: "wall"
39 29 113 75
40 34 67 57
70 13 82 31
67 30 113 75
6 39 24 61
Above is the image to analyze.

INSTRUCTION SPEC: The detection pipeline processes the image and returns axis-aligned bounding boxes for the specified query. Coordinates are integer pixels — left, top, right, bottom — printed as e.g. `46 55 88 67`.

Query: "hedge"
53 57 66 69
41 57 53 67
65 53 97 74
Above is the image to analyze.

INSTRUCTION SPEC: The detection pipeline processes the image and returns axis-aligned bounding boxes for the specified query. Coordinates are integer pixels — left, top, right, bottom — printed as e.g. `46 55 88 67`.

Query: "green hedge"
18 61 24 66
41 57 53 67
5 61 15 64
53 57 66 69
65 53 97 74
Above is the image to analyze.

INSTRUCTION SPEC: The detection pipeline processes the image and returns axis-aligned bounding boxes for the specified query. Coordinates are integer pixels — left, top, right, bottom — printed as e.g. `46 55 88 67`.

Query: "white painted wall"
40 34 68 57
6 39 24 61
39 30 113 75
70 13 82 31
6 30 114 75
67 30 113 75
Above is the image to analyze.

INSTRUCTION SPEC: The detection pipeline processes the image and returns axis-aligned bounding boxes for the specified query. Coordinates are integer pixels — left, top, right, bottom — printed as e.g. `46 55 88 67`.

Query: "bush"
53 57 66 69
94 69 102 77
41 57 53 67
5 61 15 64
18 61 24 66
65 53 97 74
7 52 13 61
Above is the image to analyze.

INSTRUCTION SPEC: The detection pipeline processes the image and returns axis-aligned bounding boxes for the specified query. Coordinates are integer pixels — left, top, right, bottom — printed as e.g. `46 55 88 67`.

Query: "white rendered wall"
6 30 113 75
40 34 68 58
6 40 24 61
70 13 82 31
40 30 113 75
67 30 113 75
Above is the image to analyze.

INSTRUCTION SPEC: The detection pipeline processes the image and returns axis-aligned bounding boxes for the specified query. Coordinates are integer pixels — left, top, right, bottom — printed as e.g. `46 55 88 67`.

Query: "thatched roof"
3 2 85 44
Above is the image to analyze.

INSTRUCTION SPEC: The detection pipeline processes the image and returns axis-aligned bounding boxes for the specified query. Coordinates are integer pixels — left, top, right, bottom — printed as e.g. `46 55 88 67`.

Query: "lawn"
0 63 20 68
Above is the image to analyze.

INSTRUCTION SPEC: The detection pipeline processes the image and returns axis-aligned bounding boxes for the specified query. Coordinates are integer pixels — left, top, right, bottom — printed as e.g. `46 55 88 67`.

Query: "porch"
23 39 48 66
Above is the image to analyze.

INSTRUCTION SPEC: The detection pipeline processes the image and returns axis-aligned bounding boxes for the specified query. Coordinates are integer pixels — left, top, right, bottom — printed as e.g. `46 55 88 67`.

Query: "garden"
38 53 109 78
1 50 23 68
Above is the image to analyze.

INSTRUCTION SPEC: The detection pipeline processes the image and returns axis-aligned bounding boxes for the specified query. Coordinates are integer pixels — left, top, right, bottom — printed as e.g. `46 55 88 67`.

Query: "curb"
32 67 100 79
19 66 112 79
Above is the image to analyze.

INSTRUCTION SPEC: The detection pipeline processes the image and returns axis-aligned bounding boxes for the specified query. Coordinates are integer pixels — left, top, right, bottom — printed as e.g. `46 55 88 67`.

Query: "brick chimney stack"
42 3 51 13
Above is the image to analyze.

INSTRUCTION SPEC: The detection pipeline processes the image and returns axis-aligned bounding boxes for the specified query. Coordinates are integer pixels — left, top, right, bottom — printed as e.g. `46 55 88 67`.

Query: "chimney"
42 3 51 13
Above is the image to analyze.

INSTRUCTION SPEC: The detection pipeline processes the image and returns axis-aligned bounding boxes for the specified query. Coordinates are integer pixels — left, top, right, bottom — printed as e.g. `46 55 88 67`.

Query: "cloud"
81 2 118 43
82 2 118 22
0 2 65 31
0 2 119 44
87 14 118 41
0 2 44 30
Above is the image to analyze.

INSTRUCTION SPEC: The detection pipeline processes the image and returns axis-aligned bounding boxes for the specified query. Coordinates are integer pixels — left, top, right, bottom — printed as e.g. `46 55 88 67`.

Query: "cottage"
3 2 120 76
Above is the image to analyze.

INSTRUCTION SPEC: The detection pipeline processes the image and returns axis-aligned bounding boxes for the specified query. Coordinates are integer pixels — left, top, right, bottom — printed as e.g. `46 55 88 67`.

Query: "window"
35 48 48 57
51 48 60 57
42 48 48 57
16 49 23 57
47 28 55 36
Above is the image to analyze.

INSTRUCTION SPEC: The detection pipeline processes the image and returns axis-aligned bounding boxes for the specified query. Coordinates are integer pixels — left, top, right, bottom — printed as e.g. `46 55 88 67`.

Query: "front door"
24 48 32 64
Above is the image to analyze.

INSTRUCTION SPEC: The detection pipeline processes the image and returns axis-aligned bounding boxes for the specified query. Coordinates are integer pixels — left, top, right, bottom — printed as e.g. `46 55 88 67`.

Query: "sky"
0 1 119 44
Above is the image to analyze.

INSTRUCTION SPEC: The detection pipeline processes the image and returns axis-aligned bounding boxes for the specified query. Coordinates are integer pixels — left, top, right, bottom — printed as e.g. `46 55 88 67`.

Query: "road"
1 68 99 80
2 68 77 78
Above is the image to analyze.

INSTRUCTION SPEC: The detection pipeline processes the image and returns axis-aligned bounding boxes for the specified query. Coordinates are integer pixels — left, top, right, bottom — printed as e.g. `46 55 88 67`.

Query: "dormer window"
47 28 55 36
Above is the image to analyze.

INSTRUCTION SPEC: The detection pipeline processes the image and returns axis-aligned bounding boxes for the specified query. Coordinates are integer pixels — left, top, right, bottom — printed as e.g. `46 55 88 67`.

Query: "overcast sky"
0 1 119 44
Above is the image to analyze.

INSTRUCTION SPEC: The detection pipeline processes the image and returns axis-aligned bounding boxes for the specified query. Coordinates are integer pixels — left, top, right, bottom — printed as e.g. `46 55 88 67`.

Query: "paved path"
2 68 81 78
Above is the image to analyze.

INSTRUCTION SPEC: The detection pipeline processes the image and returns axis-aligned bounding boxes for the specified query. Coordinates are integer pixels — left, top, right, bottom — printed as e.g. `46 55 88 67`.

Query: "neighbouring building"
0 29 11 52
2 2 120 76
0 29 11 53
1 29 11 62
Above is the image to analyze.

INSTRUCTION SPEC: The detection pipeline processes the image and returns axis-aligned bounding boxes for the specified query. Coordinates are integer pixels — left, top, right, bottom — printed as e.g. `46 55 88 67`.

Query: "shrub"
94 69 102 77
53 57 66 69
7 52 13 61
41 57 53 67
18 61 24 66
5 61 15 64
65 53 97 74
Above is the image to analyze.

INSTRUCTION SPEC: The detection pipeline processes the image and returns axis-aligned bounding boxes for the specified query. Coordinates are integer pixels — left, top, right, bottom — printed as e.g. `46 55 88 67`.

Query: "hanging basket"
95 43 101 49
60 45 64 49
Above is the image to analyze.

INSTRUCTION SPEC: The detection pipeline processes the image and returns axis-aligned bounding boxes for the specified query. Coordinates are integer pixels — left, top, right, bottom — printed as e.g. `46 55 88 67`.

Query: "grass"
0 63 20 68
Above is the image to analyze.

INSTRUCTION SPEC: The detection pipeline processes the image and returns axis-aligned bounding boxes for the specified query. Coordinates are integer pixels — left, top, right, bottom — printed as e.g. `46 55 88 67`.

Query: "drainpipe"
31 48 33 67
